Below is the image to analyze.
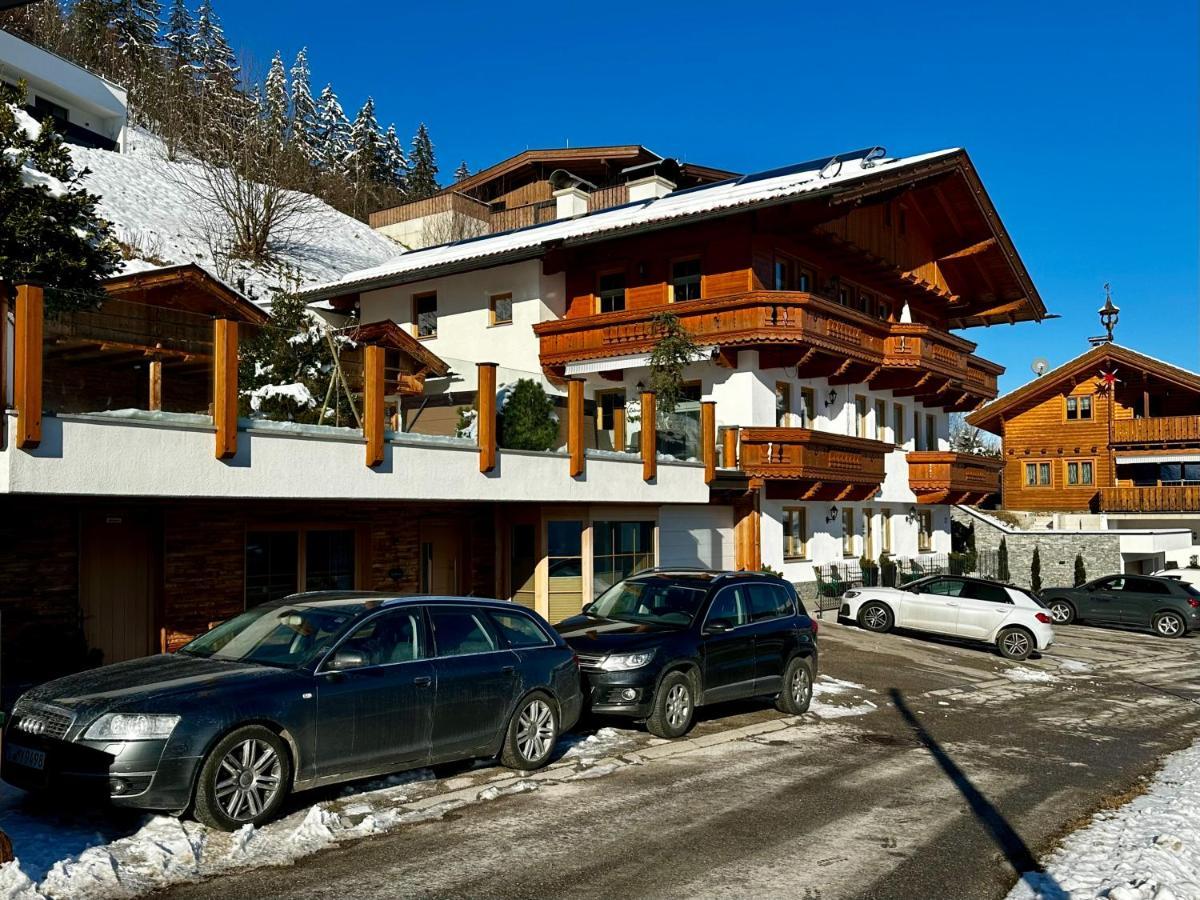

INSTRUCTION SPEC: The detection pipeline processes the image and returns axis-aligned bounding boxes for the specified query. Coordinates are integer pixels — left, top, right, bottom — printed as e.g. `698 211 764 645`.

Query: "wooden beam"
14 284 43 449
734 490 762 571
722 425 740 469
701 400 716 484
477 362 497 473
567 378 585 477
939 237 997 262
613 406 626 453
363 343 385 467
0 288 8 451
148 358 163 411
640 390 657 482
212 318 238 459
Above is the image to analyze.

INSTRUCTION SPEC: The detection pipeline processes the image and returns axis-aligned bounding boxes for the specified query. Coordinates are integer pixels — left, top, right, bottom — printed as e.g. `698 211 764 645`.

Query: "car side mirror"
705 619 731 635
327 649 367 672
582 603 595 616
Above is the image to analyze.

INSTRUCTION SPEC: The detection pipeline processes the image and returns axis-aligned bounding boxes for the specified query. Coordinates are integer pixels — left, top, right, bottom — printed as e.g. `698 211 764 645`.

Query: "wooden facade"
736 428 891 501
906 451 1003 505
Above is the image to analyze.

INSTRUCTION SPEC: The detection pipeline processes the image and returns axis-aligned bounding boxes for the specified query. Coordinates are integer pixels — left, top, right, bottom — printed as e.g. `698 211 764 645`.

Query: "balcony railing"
907 451 1003 504
1099 486 1200 513
735 427 890 499
1113 416 1200 448
534 291 998 407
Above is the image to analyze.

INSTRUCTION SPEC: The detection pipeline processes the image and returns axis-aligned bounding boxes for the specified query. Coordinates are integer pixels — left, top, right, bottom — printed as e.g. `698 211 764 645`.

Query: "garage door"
659 505 735 571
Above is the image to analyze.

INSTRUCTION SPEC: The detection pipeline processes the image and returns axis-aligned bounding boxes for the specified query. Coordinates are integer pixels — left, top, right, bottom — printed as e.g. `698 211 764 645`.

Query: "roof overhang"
103 264 269 324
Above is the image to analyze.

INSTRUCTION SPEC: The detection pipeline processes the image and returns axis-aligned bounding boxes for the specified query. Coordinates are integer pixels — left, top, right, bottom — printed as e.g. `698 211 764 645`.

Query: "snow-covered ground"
71 130 403 307
1009 737 1200 900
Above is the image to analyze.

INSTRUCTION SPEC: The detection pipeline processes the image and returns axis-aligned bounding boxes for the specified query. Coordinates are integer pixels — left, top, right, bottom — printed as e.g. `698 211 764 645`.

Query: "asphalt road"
159 619 1200 900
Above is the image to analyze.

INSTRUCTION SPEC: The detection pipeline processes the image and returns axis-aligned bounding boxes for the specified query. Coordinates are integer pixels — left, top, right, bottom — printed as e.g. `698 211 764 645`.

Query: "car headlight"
83 713 180 741
599 650 656 671
844 590 860 599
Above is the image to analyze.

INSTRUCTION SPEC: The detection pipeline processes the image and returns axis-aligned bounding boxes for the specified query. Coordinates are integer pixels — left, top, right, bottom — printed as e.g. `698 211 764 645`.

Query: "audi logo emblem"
16 716 47 736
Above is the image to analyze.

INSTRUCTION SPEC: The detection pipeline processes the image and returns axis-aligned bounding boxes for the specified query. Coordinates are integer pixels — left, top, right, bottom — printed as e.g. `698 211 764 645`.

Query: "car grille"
576 652 607 673
11 701 74 741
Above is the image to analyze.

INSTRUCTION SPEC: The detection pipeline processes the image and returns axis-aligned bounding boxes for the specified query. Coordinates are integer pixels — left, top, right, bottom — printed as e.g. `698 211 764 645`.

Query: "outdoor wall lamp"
906 506 918 524
826 507 839 524
825 389 838 408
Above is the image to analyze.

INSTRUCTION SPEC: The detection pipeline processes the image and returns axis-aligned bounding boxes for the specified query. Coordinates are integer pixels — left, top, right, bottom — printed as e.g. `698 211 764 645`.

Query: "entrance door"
80 510 158 664
420 520 462 595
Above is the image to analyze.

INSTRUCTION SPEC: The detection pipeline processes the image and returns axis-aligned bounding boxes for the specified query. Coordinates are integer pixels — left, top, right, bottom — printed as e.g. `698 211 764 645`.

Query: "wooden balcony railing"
907 451 1003 505
1113 416 1200 448
534 291 999 408
736 427 890 500
1099 486 1200 512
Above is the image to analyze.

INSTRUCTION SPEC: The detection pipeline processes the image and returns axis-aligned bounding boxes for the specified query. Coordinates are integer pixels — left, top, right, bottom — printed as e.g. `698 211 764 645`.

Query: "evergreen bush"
879 551 897 588
1031 545 1042 594
499 379 558 451
1073 553 1087 587
997 537 1010 582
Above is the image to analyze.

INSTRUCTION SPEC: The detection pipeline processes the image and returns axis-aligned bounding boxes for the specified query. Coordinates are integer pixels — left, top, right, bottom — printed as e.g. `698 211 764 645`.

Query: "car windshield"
589 578 706 627
178 604 358 668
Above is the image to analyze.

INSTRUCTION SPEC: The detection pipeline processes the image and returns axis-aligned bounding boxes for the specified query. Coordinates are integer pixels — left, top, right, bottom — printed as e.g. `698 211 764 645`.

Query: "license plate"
4 743 46 771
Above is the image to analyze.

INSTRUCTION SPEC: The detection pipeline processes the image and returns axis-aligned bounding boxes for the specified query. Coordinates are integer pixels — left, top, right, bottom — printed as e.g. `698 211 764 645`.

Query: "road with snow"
143 620 1200 900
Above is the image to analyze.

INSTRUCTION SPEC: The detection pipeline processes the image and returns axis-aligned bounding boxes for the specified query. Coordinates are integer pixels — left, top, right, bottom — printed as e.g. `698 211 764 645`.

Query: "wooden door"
420 520 462 595
80 510 158 664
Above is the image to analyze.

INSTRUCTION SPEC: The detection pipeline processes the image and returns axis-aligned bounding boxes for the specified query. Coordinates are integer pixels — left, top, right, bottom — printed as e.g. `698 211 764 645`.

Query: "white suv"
839 575 1055 660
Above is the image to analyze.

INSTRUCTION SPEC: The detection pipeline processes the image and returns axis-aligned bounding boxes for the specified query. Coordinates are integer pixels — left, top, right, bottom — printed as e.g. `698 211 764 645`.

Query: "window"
893 404 906 445
913 410 923 449
671 258 702 302
413 292 437 338
773 254 813 292
1160 462 1200 485
776 382 793 427
593 520 655 598
706 587 749 629
863 508 874 558
429 607 498 657
881 510 893 554
509 523 537 609
33 95 68 124
856 396 869 438
597 272 626 313
305 529 356 591
489 292 513 326
783 507 808 560
1066 459 1095 486
925 415 937 452
838 286 852 307
336 610 425 666
1066 395 1094 420
917 510 933 552
858 291 874 315
875 399 887 441
489 610 552 648
1121 577 1172 596
923 578 965 596
843 508 856 557
245 528 356 607
961 582 1012 604
747 584 794 622
1024 462 1052 487
547 520 584 622
595 390 628 451
800 387 817 428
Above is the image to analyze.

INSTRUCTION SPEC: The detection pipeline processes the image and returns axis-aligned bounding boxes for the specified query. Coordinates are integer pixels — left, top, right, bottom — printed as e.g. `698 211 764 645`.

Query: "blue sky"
220 0 1198 393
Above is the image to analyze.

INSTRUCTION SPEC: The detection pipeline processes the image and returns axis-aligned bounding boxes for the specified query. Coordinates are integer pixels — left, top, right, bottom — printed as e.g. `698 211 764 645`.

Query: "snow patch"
1000 666 1058 684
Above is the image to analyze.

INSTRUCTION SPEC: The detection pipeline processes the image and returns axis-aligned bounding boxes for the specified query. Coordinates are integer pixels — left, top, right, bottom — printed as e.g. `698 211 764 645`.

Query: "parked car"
555 569 818 739
1151 567 1200 588
2 594 581 831
1041 574 1200 637
839 575 1054 660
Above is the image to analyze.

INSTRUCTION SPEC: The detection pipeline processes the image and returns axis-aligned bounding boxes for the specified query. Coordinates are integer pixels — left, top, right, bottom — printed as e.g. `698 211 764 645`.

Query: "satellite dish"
1031 357 1050 377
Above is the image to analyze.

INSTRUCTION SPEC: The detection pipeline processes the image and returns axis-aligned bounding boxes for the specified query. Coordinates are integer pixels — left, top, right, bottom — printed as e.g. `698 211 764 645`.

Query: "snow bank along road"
7 620 1200 899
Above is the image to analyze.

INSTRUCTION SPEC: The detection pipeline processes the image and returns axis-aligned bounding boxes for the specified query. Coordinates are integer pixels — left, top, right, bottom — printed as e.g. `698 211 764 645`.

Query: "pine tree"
500 380 559 451
193 0 239 89
407 122 439 199
313 84 351 174
163 0 195 72
454 160 470 182
110 0 161 68
263 52 289 150
381 124 408 191
288 47 318 161
1073 553 1087 587
65 0 118 72
1031 545 1042 594
997 537 1010 583
348 97 384 180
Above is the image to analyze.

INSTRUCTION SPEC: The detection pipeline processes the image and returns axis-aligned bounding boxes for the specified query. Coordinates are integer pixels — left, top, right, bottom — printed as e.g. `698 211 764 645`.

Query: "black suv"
554 569 818 739
1041 574 1200 637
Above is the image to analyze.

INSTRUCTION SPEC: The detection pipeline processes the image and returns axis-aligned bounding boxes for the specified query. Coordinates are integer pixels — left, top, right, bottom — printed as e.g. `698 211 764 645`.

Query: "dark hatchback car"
555 569 818 739
1041 574 1200 637
2 594 581 831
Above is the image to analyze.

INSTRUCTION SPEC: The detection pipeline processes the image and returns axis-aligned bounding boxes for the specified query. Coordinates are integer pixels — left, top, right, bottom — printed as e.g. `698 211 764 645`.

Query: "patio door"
80 509 159 664
420 519 462 595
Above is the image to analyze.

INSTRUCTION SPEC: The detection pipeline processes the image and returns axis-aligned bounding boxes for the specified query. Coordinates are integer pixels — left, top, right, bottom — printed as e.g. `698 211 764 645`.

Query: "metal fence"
807 550 1003 614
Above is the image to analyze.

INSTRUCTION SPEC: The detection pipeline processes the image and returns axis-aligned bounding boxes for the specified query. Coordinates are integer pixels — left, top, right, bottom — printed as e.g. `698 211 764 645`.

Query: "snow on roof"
300 147 962 300
71 131 404 308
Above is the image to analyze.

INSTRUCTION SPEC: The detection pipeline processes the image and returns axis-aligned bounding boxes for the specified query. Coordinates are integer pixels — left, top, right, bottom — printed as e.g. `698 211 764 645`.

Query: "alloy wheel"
214 739 282 822
1050 603 1072 624
665 683 691 729
516 699 555 763
791 665 812 707
1157 615 1183 637
1002 631 1031 658
863 605 889 630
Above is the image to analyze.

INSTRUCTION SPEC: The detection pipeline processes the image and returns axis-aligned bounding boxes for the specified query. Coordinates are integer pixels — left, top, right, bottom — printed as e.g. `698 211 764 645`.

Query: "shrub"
997 537 1010 583
499 379 559 451
760 563 783 578
1031 545 1042 594
1073 553 1087 587
860 554 879 587
878 551 897 588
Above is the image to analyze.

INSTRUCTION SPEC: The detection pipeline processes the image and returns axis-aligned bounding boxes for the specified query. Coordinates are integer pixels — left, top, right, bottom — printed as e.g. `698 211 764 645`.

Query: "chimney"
627 174 676 202
554 186 589 220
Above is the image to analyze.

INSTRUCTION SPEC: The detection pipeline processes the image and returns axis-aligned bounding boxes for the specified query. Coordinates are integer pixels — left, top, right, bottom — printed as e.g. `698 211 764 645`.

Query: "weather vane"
1088 283 1120 345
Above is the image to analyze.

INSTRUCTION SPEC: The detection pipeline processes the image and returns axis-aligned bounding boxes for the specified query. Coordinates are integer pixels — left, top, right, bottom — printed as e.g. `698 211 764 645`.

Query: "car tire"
997 627 1035 661
776 656 814 715
500 692 559 770
858 602 894 633
646 671 695 739
193 725 290 831
1047 599 1075 625
1152 611 1186 639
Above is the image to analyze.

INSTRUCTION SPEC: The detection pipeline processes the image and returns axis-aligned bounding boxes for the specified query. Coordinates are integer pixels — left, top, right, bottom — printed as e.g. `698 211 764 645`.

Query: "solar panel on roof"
735 146 887 186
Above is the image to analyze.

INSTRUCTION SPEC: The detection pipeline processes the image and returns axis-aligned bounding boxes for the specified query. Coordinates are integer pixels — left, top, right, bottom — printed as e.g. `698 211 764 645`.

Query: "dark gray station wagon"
1041 575 1200 637
2 594 582 830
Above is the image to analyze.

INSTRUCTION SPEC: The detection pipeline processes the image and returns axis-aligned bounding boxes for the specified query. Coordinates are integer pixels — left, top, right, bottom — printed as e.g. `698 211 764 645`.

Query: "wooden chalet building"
968 342 1200 539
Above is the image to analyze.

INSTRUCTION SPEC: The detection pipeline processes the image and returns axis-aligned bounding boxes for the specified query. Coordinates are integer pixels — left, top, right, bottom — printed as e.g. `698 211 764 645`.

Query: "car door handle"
413 676 432 687
946 602 959 607
501 666 516 676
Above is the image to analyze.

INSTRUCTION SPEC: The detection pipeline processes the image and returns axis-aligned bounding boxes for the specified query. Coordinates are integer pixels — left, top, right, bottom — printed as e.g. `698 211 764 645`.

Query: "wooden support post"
363 344 385 467
148 358 163 412
613 406 626 453
478 362 498 473
14 284 43 449
567 378 585 477
734 489 762 571
0 288 8 450
640 390 656 482
722 425 740 469
212 318 238 459
701 400 716 484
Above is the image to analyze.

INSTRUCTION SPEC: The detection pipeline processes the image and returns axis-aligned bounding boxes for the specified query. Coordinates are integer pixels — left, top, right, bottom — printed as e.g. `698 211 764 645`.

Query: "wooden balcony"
1112 416 1200 449
736 427 890 500
907 451 1003 505
534 291 999 409
1099 486 1200 513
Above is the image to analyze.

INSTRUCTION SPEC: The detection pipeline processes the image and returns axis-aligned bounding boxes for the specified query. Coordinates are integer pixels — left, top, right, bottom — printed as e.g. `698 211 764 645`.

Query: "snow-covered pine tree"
288 47 319 162
454 160 470 181
407 122 439 199
193 0 242 152
263 51 289 150
64 0 118 73
194 0 240 90
163 0 196 72
347 97 383 180
381 124 408 192
110 0 162 71
314 84 351 174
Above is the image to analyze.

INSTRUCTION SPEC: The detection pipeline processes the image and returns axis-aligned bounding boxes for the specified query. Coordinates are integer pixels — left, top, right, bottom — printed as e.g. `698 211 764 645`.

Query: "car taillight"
811 618 819 634
1035 612 1052 624
1188 598 1200 609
